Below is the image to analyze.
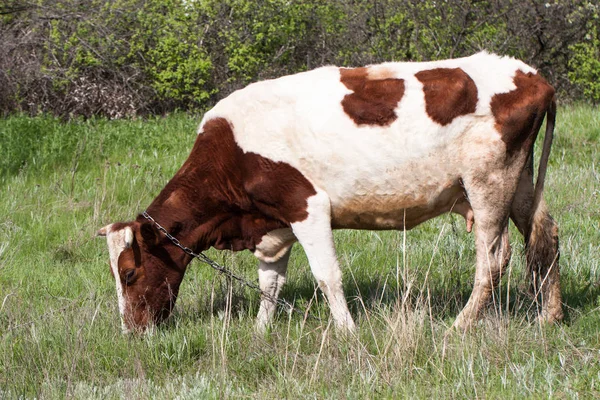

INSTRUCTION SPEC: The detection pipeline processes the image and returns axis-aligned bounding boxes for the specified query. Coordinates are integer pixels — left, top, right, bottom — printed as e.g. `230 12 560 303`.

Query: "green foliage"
38 0 216 111
1 0 600 117
139 1 215 105
219 0 346 80
569 20 600 103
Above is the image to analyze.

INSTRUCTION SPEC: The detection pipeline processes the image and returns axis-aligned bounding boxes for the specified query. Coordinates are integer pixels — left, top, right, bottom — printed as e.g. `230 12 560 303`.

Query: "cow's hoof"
538 308 564 325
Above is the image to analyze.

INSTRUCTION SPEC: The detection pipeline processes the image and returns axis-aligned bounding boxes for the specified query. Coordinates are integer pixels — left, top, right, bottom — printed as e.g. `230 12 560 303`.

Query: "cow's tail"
525 98 563 322
531 98 556 218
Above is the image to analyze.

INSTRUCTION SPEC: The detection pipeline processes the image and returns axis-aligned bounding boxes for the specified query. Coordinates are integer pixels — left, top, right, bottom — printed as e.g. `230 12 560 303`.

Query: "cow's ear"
138 221 161 248
97 224 111 237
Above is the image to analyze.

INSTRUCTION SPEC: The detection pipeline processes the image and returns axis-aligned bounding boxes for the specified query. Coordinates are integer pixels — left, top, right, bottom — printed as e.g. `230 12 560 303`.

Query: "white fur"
253 228 296 264
124 228 133 249
101 224 131 334
290 189 355 331
253 229 297 330
255 247 292 332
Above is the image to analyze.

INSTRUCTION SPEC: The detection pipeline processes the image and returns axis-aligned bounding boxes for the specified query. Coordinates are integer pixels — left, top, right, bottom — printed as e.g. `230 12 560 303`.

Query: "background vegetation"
0 106 599 398
1 0 600 118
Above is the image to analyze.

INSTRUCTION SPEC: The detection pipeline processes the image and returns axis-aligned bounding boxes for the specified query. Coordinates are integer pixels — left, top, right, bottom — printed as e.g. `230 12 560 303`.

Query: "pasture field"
0 105 599 399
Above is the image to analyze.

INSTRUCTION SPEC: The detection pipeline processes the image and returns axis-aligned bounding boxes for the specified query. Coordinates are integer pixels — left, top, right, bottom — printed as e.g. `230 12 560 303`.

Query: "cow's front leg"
255 248 292 332
291 189 356 332
254 229 296 332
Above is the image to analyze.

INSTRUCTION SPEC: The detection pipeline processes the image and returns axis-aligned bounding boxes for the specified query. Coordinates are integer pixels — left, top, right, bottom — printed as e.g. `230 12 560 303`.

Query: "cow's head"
97 221 186 333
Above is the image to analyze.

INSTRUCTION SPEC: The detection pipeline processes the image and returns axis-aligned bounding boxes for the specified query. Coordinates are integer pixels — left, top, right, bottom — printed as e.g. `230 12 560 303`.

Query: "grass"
1 104 599 398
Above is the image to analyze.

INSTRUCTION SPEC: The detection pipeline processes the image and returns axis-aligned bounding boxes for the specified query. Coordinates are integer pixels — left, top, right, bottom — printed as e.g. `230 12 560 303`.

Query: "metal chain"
141 211 315 321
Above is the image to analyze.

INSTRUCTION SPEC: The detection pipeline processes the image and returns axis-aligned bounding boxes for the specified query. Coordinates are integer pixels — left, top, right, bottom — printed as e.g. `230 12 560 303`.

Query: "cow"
98 52 563 334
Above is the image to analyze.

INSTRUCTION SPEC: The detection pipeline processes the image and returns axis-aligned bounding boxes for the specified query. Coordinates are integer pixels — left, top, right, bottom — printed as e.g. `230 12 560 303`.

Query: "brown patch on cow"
340 67 405 126
109 221 134 233
366 66 398 80
113 228 175 329
145 117 316 253
117 238 141 283
415 68 478 126
490 70 555 155
106 117 318 332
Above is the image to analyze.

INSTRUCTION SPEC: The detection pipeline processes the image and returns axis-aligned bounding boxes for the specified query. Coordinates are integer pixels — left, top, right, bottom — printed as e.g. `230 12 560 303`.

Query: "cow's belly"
328 177 468 230
299 132 473 230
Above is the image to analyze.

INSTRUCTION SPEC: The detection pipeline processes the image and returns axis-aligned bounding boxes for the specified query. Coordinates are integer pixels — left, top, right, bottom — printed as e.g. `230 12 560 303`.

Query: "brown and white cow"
98 52 563 334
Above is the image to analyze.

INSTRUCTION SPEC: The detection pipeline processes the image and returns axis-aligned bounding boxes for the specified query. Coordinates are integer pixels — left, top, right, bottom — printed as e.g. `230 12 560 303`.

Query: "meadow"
0 104 599 398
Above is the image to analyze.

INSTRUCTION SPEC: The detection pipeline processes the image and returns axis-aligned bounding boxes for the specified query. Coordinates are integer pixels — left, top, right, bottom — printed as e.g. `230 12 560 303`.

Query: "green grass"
1 105 599 398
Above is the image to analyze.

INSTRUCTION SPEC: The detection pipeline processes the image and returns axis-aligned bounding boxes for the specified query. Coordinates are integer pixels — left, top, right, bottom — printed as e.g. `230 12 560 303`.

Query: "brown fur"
109 221 133 232
415 68 478 126
511 163 563 323
340 67 405 126
491 71 555 155
111 222 187 329
111 117 317 330
145 117 316 252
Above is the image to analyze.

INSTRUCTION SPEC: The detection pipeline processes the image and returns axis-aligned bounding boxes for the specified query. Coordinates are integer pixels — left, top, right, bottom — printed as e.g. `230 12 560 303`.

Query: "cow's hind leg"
290 189 356 331
510 159 563 323
453 177 515 331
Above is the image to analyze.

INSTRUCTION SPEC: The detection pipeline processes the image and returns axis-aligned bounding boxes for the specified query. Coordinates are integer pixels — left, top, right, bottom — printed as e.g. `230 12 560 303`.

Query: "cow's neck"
141 164 250 257
142 191 218 257
141 123 289 258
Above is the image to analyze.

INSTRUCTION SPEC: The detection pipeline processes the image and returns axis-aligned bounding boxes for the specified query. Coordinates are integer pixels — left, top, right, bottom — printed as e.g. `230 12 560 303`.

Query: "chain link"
141 211 315 321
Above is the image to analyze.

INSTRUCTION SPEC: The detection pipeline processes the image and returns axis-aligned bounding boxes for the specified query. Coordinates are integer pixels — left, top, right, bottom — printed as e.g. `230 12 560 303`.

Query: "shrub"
0 0 599 118
568 7 600 103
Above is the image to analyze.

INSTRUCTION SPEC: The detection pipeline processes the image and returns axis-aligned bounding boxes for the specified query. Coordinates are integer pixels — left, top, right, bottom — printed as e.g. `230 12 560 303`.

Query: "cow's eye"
123 269 136 285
